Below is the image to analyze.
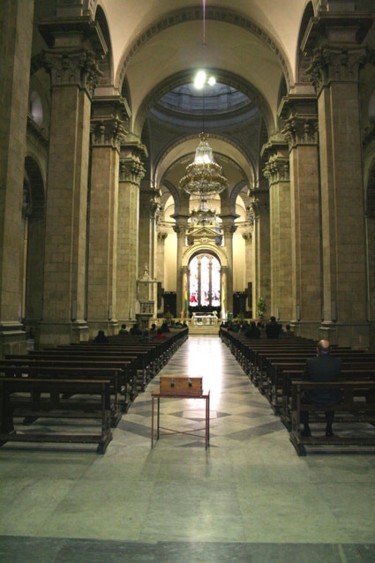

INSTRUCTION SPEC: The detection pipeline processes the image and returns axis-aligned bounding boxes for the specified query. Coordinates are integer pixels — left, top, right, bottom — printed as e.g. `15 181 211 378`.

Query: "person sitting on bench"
301 339 342 437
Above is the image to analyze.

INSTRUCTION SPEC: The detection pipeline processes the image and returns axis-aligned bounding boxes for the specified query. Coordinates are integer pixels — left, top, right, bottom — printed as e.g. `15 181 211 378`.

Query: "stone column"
37 18 105 345
303 10 372 347
262 140 293 322
220 215 238 317
242 228 253 314
249 188 271 320
280 96 322 337
138 185 161 279
0 0 34 354
173 215 190 316
117 136 147 323
87 96 128 335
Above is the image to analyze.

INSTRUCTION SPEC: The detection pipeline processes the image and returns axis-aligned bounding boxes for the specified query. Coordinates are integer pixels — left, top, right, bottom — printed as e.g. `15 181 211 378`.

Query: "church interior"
1 0 375 561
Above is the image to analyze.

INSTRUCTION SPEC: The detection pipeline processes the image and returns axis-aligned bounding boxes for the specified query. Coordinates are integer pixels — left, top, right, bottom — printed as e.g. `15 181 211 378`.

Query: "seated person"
129 323 142 335
244 321 261 339
265 316 282 339
119 323 129 335
301 339 342 437
159 321 170 334
94 329 109 344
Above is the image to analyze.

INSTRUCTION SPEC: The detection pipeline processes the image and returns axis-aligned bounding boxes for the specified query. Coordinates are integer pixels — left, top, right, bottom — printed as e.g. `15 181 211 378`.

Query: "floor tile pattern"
0 335 374 562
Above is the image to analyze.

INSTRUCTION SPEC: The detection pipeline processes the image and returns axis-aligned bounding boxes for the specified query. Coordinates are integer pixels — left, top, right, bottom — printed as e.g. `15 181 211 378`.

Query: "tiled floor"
0 335 374 562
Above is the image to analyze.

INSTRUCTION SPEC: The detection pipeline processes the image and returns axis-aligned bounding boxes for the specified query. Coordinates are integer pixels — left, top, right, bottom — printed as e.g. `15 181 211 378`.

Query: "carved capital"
306 47 367 93
282 117 318 148
91 118 126 149
44 49 102 97
157 231 168 242
119 157 145 185
263 155 289 185
119 135 148 185
242 231 253 242
249 188 269 218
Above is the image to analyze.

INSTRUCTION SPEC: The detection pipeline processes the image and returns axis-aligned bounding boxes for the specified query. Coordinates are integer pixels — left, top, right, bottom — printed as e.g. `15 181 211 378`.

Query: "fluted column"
262 140 293 322
280 96 322 336
138 185 161 280
87 96 128 335
173 215 190 316
38 17 105 345
220 215 237 316
303 10 372 347
242 228 253 314
0 0 34 354
249 188 270 319
117 136 147 322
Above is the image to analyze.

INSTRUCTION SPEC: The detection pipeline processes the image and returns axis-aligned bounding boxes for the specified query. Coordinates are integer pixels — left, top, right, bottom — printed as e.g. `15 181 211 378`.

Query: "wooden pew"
289 380 375 456
0 363 124 427
0 377 113 454
5 353 138 406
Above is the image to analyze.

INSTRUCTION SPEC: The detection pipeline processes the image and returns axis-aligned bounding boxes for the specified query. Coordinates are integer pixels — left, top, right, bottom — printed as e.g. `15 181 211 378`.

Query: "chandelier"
189 195 217 226
179 133 228 198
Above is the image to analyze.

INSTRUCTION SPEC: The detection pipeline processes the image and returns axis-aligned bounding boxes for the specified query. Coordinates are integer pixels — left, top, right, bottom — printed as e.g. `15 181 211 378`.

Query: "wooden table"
151 388 210 449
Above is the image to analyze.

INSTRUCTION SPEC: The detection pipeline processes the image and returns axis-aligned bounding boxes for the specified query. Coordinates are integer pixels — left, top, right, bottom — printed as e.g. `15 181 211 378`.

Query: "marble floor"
0 335 374 562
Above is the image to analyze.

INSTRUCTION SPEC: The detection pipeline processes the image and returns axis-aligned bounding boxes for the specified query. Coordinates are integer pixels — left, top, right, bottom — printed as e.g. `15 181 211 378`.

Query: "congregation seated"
119 323 129 335
244 321 261 339
129 323 142 336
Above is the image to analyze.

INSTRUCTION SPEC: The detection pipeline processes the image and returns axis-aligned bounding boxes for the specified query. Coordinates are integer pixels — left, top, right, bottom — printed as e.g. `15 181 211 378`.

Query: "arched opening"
188 252 221 318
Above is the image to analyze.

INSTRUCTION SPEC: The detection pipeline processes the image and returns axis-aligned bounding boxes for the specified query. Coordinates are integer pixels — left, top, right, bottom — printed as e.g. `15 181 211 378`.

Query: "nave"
0 336 374 562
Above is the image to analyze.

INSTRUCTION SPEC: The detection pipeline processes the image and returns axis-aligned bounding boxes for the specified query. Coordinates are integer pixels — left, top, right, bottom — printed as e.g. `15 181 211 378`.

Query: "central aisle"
0 335 374 562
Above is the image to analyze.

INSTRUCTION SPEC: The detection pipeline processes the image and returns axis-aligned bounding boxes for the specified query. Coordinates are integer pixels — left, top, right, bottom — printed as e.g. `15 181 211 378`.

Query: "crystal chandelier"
190 196 217 226
179 133 228 198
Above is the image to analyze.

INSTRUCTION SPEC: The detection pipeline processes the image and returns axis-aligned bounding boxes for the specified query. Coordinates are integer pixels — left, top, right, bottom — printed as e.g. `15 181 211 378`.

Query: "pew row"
289 380 375 456
0 377 113 454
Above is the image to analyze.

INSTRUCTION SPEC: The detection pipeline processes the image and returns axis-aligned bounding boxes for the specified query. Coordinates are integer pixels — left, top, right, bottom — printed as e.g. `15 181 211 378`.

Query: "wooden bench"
289 380 375 456
7 353 138 404
0 377 113 454
0 363 124 427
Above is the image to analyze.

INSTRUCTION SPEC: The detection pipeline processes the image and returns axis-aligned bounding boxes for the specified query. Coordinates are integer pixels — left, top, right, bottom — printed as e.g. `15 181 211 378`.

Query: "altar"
192 312 218 326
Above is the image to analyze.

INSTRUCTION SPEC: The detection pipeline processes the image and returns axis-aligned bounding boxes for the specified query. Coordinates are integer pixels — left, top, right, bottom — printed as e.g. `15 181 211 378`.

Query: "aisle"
0 335 374 562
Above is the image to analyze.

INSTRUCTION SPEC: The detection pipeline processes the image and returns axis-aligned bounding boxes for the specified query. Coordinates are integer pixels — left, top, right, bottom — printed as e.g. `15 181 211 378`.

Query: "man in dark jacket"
265 316 281 339
301 339 342 437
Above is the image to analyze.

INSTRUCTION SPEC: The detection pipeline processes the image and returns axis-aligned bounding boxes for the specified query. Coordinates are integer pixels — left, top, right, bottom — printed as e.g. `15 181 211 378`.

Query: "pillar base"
319 321 372 350
0 321 27 356
38 320 89 348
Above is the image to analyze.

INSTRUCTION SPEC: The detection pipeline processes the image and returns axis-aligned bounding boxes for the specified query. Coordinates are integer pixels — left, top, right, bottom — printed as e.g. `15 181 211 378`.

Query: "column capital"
248 188 269 218
39 17 107 97
261 138 289 184
171 214 190 233
119 135 148 185
306 46 368 93
220 214 238 236
43 48 102 97
300 11 372 94
91 95 130 149
279 95 319 148
263 155 290 185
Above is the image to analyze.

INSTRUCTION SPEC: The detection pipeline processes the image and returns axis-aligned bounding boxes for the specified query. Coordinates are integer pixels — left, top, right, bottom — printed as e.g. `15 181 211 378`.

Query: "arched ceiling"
96 0 310 204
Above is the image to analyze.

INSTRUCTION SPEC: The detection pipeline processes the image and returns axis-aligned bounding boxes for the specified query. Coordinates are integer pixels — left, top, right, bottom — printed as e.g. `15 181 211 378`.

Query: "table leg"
206 394 210 449
157 397 160 440
151 395 155 448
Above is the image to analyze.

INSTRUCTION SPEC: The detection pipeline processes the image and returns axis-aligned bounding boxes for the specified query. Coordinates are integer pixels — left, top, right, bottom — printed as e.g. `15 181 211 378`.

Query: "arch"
181 241 228 269
296 2 315 84
134 69 274 139
116 6 292 91
94 5 114 86
23 157 46 336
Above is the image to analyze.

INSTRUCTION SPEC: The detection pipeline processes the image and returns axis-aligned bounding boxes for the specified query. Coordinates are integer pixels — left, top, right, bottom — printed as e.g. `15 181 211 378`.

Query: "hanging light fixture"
179 133 228 197
179 0 228 199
